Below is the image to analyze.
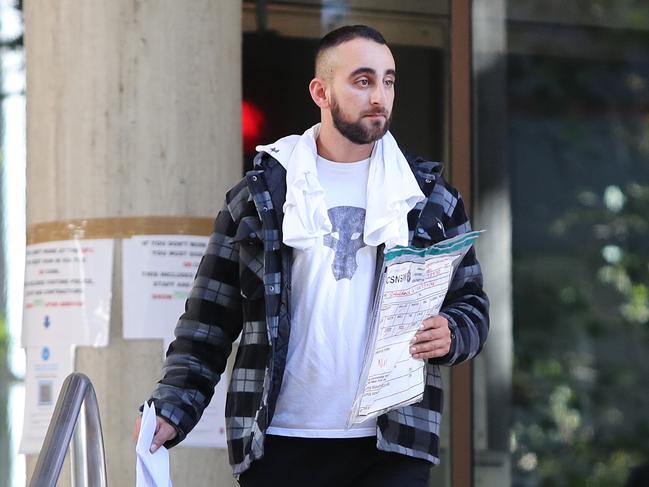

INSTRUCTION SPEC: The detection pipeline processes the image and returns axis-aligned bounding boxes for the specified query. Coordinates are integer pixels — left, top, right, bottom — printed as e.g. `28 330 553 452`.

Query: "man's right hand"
133 414 178 453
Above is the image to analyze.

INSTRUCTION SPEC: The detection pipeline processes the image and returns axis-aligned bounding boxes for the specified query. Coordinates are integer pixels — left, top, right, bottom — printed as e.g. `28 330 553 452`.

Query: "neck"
315 121 374 163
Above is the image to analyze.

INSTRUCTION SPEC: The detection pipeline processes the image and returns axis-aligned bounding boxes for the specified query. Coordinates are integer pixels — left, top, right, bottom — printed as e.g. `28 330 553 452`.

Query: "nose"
370 84 386 106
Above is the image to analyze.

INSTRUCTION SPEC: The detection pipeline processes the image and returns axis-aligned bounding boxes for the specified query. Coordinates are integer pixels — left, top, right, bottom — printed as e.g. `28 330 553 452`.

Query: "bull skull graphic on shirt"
323 206 366 281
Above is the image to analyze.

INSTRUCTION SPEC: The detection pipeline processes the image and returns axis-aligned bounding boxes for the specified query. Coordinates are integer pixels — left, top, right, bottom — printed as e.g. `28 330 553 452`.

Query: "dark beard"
331 97 392 145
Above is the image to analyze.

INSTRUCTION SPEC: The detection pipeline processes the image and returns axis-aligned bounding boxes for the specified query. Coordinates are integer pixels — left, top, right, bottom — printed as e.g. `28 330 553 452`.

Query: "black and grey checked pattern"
149 151 489 477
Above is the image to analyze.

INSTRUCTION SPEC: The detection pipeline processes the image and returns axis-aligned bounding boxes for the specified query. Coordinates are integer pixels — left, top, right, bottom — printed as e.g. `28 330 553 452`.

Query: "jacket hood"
255 134 301 169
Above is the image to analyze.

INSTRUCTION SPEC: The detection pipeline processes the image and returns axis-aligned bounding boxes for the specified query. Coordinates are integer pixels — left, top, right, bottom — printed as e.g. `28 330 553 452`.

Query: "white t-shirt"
267 156 378 437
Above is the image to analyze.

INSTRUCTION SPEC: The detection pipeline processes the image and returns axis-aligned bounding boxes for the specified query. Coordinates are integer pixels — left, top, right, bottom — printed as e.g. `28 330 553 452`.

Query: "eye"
384 79 395 87
351 232 361 240
356 78 370 87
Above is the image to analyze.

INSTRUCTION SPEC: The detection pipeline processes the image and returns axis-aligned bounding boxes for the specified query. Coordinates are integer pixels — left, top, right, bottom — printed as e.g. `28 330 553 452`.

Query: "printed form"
348 231 483 426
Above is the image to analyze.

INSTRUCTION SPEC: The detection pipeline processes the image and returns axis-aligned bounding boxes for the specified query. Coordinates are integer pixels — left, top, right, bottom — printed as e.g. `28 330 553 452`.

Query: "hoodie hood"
255 134 302 170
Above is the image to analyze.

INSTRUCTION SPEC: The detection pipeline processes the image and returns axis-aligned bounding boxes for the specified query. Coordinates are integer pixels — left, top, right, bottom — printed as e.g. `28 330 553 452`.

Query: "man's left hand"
410 315 452 360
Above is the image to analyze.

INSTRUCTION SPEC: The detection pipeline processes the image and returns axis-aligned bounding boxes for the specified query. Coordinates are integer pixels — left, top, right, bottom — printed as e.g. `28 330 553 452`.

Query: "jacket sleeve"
147 202 243 447
431 182 490 366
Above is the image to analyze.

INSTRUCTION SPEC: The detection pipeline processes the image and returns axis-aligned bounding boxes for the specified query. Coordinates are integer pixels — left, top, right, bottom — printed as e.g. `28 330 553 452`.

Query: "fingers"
134 411 177 453
412 325 448 343
150 416 177 453
410 336 452 359
419 315 447 331
413 315 448 343
410 315 451 359
133 416 142 443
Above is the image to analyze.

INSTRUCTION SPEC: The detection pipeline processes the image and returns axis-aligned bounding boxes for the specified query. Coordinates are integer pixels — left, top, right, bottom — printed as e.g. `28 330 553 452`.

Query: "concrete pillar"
473 0 512 485
24 1 241 485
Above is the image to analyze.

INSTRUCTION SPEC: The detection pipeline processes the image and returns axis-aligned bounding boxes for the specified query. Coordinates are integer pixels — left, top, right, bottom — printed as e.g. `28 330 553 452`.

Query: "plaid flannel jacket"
150 150 489 476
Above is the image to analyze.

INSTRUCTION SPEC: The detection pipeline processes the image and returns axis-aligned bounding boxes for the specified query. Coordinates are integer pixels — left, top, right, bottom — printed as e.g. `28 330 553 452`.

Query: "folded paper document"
348 231 483 427
136 401 173 487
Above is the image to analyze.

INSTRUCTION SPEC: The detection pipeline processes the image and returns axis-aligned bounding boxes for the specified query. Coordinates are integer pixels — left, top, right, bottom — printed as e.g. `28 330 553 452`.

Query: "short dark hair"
315 25 388 75
318 25 387 52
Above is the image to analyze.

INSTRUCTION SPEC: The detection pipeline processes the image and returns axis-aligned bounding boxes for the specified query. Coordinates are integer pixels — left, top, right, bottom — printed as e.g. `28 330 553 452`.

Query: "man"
136 25 489 486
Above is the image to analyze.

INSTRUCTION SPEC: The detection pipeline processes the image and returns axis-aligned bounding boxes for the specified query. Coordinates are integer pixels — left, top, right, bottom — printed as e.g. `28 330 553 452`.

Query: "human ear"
309 78 330 109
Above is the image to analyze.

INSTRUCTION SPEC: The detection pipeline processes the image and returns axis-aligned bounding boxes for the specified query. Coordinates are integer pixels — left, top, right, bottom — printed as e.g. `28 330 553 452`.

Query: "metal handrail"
30 372 108 487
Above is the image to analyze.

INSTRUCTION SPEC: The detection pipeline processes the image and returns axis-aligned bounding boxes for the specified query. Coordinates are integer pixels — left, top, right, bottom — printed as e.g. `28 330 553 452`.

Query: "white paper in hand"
136 401 173 487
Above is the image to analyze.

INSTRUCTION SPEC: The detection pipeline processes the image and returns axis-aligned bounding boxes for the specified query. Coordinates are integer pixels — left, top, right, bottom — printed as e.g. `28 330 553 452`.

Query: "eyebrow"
349 67 397 78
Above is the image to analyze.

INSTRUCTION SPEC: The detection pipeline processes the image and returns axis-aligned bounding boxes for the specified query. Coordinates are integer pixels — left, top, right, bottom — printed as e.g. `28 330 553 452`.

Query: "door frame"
449 1 474 486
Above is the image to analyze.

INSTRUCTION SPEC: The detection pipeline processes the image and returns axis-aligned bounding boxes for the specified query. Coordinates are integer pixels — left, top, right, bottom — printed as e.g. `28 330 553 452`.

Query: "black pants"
238 435 431 487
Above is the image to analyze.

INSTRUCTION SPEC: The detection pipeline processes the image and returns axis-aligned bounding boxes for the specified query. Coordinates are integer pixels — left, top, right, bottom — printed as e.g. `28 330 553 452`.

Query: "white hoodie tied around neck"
255 123 425 251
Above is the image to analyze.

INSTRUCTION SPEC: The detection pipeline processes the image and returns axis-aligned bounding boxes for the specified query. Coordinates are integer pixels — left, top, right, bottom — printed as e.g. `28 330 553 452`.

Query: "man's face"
325 38 396 145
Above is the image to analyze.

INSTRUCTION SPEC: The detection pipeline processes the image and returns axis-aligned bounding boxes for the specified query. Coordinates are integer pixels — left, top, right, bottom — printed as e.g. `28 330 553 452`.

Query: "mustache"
362 109 389 117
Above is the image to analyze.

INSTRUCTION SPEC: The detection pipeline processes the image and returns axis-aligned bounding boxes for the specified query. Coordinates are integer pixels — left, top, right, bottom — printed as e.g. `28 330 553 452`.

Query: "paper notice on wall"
22 240 114 347
123 234 230 449
122 235 208 340
19 344 75 454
